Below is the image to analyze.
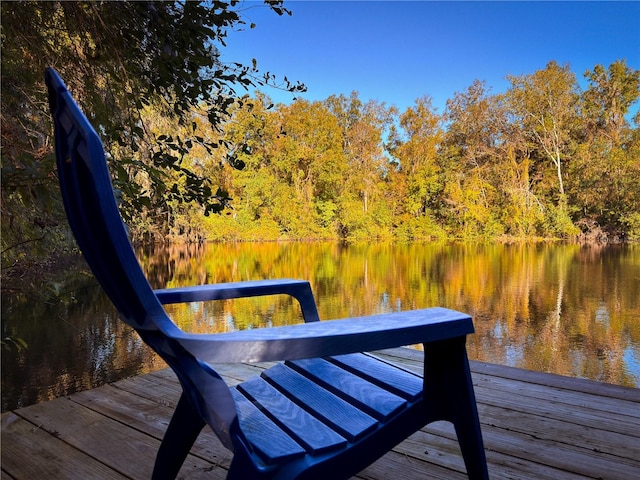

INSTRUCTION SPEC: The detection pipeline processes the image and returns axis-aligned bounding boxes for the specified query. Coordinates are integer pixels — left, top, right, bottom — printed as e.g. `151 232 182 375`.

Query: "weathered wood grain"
2 348 639 480
1 412 128 480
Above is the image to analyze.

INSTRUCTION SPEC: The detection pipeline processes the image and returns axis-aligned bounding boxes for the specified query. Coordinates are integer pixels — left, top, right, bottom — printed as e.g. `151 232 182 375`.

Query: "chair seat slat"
230 388 306 464
262 363 377 442
330 353 424 401
237 376 348 455
287 357 407 421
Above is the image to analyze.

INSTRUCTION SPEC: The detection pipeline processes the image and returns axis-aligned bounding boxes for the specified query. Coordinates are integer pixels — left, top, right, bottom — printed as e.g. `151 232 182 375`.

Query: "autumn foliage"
191 61 640 243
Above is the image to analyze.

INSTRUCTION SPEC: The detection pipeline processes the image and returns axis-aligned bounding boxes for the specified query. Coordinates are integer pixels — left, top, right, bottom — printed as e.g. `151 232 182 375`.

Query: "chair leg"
423 337 489 480
453 413 489 480
152 392 206 480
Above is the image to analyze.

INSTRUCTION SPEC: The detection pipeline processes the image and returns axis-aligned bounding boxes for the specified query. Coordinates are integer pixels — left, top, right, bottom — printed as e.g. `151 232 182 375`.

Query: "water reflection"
2 242 639 411
1 269 165 411
134 241 640 386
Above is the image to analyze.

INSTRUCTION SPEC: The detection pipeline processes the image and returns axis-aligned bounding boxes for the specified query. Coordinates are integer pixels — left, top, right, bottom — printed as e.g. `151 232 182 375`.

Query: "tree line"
155 60 640 243
2 1 639 287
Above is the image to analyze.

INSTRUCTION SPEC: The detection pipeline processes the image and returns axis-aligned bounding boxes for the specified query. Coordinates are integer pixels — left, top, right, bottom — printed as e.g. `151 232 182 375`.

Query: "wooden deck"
2 347 639 479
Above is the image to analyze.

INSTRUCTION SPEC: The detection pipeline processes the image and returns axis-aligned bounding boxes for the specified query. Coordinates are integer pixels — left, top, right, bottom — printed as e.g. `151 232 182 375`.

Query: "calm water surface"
2 242 639 411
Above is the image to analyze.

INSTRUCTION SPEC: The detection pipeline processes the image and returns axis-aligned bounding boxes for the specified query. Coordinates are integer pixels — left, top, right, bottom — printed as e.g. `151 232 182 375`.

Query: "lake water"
2 241 639 411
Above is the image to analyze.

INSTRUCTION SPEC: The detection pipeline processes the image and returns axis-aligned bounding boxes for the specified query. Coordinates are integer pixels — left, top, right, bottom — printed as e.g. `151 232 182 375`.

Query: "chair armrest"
165 307 473 364
154 279 320 323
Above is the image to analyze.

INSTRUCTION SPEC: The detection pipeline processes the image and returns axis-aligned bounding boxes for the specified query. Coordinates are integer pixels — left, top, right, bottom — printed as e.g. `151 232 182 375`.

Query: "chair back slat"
46 68 163 330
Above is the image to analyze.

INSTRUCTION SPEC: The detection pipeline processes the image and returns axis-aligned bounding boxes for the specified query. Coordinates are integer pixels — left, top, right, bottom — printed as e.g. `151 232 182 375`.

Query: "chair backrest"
46 67 240 450
46 68 164 331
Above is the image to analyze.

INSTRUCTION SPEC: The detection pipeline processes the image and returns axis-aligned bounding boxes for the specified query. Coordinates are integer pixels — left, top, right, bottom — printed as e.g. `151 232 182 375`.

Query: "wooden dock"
2 347 639 479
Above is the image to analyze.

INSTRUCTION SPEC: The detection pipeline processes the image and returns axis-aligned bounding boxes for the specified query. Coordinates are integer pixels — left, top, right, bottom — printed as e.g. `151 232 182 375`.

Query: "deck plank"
0 412 128 480
70 383 234 470
2 347 639 480
9 395 221 479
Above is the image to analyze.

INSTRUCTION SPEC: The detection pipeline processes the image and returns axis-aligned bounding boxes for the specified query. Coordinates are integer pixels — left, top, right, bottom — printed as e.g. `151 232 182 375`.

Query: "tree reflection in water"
3 242 639 411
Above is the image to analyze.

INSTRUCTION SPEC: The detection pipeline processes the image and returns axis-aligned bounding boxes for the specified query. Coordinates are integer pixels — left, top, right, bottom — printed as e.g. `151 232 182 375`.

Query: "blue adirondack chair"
46 67 489 480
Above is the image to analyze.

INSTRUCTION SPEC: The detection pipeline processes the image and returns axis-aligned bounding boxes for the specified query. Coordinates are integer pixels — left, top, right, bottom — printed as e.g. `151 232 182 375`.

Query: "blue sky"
221 1 640 116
